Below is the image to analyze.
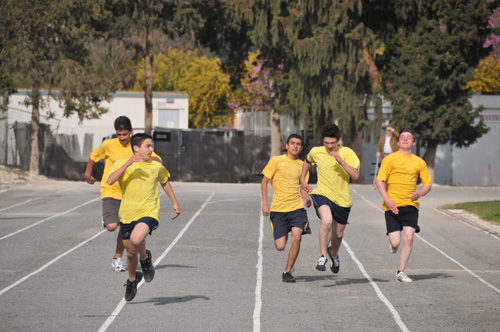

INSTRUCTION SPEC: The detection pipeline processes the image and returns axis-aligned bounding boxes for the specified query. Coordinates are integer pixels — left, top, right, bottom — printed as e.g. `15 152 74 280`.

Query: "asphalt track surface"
1 181 499 332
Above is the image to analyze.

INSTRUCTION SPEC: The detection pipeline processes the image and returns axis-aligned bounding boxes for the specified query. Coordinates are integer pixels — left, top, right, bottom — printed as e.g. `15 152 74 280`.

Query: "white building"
2 90 189 160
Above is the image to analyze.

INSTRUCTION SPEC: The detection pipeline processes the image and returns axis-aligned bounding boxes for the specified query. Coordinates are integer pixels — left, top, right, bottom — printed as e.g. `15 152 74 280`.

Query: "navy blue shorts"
269 208 311 240
310 194 351 225
121 217 159 240
385 206 420 235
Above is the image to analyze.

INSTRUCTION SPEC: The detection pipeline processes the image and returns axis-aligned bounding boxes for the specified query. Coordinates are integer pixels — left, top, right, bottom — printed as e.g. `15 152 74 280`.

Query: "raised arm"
106 155 142 185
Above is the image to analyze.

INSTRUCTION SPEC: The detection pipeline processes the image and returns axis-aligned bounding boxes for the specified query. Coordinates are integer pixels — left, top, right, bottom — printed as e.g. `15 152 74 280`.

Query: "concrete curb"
442 209 500 238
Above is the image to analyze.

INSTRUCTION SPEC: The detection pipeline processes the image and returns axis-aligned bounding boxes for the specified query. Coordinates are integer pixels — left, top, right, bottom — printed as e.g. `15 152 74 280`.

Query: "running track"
0 181 499 331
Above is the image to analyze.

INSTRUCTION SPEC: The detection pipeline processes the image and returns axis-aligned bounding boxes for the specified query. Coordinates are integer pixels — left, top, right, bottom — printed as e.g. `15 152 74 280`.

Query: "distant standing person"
376 124 399 159
261 134 312 283
300 124 360 274
375 127 431 283
107 133 181 301
84 116 162 272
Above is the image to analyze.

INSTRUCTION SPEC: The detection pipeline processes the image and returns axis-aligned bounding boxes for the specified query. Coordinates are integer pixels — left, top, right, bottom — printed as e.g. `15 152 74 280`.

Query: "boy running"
107 133 181 301
376 127 431 283
300 124 360 274
261 134 312 283
84 116 161 272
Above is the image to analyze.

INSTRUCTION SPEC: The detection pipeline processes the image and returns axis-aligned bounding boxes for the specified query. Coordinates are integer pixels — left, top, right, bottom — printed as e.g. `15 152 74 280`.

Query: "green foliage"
135 48 232 128
467 56 500 93
236 0 378 135
373 0 492 150
0 0 114 122
444 201 500 224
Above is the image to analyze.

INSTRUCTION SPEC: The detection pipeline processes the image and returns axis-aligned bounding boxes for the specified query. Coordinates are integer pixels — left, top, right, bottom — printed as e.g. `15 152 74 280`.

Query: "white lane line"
253 207 264 332
0 198 34 212
0 229 107 296
97 192 215 332
352 188 500 295
0 197 100 241
343 240 410 332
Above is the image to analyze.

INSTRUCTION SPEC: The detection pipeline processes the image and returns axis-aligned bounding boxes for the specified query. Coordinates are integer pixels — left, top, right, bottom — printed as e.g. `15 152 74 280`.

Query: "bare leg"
329 222 346 258
317 205 333 257
285 227 302 272
398 226 415 272
124 223 150 281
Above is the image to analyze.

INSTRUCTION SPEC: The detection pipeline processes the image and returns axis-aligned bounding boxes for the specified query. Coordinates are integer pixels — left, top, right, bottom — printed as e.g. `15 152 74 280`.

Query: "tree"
235 0 377 155
134 48 233 128
373 0 493 182
467 6 500 93
1 0 114 176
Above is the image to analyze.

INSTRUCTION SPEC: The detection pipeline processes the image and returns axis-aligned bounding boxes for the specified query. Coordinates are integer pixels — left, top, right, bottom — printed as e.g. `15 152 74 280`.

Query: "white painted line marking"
352 188 500 295
253 207 264 332
0 229 107 296
0 197 100 241
97 192 215 332
343 240 410 332
0 198 33 212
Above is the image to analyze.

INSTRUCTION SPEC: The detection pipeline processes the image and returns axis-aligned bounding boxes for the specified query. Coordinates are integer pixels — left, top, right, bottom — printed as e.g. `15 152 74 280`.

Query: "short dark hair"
131 133 152 152
287 133 303 144
399 127 415 139
322 124 341 140
114 116 132 131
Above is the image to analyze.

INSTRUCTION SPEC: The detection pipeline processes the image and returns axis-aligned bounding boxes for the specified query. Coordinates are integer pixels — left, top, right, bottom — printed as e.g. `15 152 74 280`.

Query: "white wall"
6 91 189 155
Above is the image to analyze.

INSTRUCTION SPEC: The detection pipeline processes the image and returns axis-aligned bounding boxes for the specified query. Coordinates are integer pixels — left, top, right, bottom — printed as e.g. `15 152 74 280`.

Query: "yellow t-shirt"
262 154 309 212
376 151 431 211
90 138 161 200
108 159 170 224
306 145 360 208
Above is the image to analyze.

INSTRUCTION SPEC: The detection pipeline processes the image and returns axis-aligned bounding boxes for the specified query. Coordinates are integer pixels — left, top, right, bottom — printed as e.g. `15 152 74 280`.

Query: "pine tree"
372 0 493 181
236 0 377 153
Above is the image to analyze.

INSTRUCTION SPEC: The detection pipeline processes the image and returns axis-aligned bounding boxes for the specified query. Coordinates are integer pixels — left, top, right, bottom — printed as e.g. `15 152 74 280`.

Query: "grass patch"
443 200 500 225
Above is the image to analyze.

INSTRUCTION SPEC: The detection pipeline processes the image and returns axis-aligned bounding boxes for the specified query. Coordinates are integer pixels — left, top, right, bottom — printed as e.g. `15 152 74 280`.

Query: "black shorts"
385 206 420 235
310 194 351 225
269 208 311 240
121 217 159 240
102 198 121 226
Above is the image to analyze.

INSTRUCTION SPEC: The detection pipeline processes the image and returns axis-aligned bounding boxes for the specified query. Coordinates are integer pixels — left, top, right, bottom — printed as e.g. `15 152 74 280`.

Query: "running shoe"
112 257 126 272
390 243 398 254
282 271 296 283
140 249 155 282
327 246 340 274
316 255 327 271
124 271 143 301
396 271 412 283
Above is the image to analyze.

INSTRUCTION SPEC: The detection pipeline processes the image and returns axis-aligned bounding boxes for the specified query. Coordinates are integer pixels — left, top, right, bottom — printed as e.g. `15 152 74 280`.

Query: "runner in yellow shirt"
107 133 180 301
261 134 312 283
300 124 360 274
84 116 161 272
376 127 431 283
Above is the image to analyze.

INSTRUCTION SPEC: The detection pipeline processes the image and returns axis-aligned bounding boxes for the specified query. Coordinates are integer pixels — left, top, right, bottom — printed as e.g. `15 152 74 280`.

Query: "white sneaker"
396 271 412 283
390 244 398 254
112 257 126 272
316 256 327 271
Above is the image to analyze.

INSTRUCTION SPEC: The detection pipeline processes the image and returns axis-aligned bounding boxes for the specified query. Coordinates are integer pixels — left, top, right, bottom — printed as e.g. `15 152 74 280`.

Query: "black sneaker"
282 271 296 283
124 271 143 302
316 255 327 271
140 249 155 282
327 246 340 274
